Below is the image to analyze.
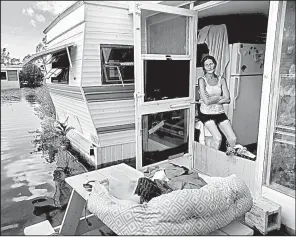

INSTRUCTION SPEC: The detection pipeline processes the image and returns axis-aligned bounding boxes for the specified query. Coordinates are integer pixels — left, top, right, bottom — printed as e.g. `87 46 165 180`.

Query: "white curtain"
197 24 230 78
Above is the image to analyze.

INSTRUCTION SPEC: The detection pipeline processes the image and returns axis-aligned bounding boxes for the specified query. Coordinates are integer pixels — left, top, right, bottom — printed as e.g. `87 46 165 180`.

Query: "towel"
197 24 230 78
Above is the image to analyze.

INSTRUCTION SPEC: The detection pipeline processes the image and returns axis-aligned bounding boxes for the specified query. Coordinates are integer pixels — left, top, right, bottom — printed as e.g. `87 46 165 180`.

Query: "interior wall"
198 14 268 44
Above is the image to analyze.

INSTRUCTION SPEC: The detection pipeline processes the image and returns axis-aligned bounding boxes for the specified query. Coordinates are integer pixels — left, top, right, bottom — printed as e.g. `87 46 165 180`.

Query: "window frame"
100 44 135 85
264 0 295 197
1 71 8 81
255 1 295 199
45 49 71 84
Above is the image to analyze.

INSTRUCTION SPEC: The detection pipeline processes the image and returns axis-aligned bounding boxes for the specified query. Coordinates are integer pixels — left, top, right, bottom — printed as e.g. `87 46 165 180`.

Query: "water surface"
1 89 60 235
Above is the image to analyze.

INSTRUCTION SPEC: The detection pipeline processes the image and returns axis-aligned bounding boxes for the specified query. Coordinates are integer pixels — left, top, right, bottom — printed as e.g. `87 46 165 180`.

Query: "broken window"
44 49 70 84
101 44 134 85
142 109 189 166
144 60 190 102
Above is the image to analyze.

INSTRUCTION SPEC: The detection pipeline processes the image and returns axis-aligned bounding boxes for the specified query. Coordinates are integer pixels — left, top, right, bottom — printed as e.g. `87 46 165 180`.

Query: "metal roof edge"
43 1 84 34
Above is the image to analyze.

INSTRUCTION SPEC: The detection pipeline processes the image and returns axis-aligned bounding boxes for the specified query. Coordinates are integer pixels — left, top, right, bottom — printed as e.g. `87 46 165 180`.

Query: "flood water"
1 88 64 235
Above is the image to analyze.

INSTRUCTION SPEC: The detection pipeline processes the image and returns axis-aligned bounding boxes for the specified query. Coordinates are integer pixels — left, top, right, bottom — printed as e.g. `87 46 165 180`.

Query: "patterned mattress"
87 174 253 235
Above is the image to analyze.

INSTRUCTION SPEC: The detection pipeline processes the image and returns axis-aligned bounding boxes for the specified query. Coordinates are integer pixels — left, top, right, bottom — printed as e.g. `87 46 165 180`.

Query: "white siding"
97 130 135 146
97 142 136 165
82 3 134 87
193 142 256 196
67 129 97 166
46 23 85 87
1 81 20 89
88 100 135 128
50 93 97 142
46 5 85 42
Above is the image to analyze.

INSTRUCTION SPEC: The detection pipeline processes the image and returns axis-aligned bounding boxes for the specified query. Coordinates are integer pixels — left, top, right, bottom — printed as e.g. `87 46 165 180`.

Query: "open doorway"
194 1 270 158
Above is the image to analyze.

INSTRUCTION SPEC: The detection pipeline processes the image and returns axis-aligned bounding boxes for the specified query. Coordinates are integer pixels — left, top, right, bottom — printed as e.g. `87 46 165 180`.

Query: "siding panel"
97 142 136 165
82 3 134 87
47 84 84 100
97 130 135 146
88 99 135 128
46 23 85 87
83 85 134 102
46 4 85 42
49 92 97 142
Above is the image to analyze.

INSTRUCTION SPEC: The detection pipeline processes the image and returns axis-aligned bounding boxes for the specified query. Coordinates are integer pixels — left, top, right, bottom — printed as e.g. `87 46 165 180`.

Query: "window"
142 109 189 166
44 49 70 84
101 44 134 85
144 60 190 102
265 1 295 197
1 72 7 80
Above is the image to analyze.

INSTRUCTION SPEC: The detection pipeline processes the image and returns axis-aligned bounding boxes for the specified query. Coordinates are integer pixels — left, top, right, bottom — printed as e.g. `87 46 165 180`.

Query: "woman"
198 55 236 152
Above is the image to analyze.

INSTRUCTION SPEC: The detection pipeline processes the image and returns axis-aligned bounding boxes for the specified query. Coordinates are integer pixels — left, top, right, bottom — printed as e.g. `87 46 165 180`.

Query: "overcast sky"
1 1 75 61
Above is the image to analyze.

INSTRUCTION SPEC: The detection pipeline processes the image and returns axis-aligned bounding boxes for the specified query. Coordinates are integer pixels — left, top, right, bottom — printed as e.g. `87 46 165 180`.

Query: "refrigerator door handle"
234 76 240 110
236 49 242 74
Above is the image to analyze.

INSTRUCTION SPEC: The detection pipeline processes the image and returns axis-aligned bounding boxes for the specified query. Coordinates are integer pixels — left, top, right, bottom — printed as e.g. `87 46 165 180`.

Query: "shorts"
198 112 229 125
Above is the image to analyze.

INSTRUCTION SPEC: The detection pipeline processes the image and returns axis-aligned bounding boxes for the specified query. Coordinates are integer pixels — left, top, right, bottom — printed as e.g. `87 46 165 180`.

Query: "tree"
10 58 21 65
20 63 43 87
22 54 32 63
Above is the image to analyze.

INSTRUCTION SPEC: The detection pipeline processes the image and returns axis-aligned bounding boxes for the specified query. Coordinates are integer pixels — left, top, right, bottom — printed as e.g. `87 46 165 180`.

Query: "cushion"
87 174 253 235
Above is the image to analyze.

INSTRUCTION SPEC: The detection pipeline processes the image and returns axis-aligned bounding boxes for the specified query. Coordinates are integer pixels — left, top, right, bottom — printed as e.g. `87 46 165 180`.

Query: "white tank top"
200 76 225 114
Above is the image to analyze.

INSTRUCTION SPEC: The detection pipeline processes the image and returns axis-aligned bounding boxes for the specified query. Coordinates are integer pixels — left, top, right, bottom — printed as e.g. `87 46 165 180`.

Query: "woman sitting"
198 55 236 153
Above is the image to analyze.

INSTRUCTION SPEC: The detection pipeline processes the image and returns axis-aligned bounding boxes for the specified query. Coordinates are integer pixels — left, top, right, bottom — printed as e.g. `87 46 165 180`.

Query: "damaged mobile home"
23 1 295 234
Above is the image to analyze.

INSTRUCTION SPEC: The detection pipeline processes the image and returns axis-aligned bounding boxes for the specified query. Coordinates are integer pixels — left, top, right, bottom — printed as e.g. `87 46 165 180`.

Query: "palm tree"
55 117 74 136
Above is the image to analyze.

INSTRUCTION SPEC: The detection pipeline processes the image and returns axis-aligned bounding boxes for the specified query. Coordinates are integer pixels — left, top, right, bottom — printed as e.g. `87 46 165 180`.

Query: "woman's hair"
201 55 217 74
196 43 209 67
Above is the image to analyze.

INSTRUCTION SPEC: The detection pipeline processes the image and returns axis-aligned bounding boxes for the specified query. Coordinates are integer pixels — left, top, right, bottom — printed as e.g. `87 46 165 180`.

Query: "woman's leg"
218 120 237 147
204 120 222 149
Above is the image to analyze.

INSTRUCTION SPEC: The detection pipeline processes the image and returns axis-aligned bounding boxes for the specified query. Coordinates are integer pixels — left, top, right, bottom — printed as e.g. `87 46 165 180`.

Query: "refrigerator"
227 43 265 146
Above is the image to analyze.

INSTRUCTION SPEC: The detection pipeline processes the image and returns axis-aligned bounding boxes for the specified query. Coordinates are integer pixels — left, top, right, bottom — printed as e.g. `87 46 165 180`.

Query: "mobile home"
23 1 295 233
1 64 22 90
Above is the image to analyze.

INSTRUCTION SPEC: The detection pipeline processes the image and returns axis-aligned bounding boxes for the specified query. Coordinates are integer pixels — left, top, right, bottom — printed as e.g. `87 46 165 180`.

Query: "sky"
1 1 75 61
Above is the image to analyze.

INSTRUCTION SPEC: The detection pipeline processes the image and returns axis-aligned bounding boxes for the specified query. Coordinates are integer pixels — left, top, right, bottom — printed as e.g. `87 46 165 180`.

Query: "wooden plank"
59 190 86 235
220 220 254 236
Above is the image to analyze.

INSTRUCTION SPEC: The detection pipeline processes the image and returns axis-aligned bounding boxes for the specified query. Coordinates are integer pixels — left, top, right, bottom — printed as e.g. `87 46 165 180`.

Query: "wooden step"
24 220 56 236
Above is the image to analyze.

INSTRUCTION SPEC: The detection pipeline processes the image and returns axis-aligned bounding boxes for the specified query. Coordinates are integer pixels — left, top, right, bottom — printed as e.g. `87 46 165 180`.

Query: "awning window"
43 68 63 80
23 42 75 66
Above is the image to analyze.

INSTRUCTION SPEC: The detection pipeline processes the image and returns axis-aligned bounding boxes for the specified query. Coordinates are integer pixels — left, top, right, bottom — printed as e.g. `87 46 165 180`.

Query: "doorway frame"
131 1 198 170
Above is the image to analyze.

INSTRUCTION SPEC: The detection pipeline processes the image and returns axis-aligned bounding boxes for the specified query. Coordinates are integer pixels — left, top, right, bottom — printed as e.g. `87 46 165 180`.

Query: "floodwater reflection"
1 88 75 235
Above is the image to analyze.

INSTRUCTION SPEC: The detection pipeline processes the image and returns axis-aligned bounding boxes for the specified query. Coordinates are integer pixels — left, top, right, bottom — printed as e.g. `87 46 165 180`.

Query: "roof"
43 1 193 35
1 64 23 70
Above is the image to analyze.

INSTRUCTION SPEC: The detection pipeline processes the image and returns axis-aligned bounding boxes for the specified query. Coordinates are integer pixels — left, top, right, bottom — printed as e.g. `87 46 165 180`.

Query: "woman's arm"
198 77 222 105
217 77 230 104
